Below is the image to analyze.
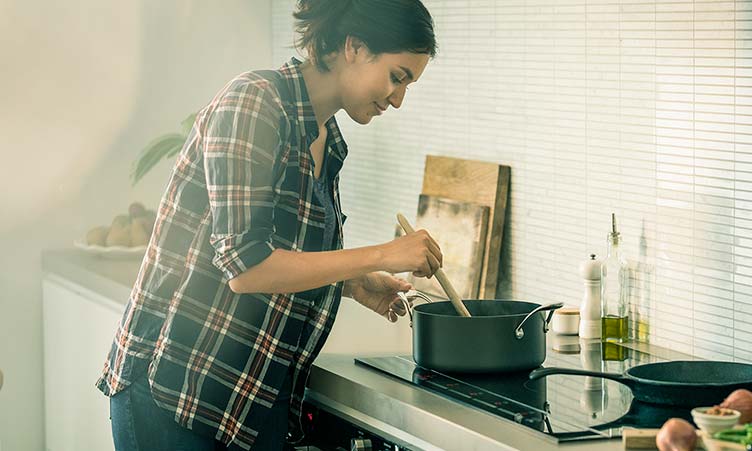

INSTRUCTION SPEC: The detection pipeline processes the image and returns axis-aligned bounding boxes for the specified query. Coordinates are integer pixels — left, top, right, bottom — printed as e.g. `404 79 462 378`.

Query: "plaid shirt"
96 57 348 449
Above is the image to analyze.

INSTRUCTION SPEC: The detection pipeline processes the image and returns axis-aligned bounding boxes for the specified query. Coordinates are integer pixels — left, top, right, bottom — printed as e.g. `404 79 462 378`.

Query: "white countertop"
308 354 627 451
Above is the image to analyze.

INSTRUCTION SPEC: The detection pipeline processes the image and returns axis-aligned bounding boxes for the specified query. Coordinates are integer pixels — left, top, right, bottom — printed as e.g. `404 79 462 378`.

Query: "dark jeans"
110 370 292 451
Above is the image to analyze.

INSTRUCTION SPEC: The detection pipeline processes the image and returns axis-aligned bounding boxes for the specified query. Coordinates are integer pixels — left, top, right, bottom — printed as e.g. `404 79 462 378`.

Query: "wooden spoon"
396 213 472 317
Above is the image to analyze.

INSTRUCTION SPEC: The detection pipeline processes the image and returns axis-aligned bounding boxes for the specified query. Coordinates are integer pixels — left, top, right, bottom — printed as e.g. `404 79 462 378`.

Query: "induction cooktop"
355 338 691 443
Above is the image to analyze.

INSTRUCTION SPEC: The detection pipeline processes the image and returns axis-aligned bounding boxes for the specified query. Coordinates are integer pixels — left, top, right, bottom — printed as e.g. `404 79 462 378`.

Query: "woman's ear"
344 35 368 63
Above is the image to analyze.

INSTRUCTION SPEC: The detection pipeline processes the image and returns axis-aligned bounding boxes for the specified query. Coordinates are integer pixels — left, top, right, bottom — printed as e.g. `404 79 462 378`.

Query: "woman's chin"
346 110 374 125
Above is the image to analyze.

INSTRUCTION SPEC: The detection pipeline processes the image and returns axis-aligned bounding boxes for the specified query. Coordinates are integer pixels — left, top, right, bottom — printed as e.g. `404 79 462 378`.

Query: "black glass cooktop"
355 338 692 443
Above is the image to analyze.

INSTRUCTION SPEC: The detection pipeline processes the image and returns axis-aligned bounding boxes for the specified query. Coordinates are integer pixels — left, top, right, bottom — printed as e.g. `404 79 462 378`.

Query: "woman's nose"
388 85 407 109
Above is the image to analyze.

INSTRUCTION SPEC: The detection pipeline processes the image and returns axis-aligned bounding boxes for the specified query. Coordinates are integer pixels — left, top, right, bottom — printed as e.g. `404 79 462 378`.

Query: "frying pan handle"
396 290 433 328
529 367 629 385
514 302 564 339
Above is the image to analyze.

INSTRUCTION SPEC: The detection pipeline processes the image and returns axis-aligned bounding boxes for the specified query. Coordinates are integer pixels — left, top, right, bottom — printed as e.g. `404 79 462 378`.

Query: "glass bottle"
601 213 629 342
630 220 652 342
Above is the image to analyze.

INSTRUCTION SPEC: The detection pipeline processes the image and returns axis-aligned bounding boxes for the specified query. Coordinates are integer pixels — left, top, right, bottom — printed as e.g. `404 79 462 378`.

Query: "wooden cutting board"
405 195 489 300
421 155 511 299
622 428 747 450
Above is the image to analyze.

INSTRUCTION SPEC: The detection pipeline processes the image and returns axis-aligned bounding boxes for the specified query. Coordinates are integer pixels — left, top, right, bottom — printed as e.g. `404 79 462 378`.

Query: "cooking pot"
399 292 563 373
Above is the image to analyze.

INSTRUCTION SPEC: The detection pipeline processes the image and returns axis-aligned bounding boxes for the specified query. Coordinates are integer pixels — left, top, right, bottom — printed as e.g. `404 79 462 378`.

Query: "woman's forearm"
228 246 382 294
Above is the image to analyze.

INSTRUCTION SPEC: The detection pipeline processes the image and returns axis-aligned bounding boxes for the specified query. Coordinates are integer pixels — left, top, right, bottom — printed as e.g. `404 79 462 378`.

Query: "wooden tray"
406 195 489 300
623 427 748 450
421 155 510 299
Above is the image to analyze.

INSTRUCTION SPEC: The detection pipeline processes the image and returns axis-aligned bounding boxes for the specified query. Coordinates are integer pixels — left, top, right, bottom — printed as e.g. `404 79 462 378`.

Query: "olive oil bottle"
601 340 628 361
601 213 629 343
629 220 653 342
602 315 628 342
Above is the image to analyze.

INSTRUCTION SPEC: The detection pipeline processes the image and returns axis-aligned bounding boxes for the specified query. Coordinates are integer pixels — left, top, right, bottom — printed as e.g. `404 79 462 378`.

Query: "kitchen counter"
43 249 667 450
307 355 628 451
42 249 140 303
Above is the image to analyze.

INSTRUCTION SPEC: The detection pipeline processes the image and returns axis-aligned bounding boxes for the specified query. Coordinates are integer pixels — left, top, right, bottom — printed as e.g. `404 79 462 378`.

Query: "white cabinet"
42 274 123 451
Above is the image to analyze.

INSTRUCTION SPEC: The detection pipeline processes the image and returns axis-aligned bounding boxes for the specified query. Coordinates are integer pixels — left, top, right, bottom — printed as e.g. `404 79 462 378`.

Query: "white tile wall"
271 0 752 361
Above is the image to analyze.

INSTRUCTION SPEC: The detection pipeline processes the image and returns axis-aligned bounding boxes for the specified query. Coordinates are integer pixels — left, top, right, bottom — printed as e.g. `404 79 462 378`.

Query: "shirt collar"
280 57 349 165
281 57 319 141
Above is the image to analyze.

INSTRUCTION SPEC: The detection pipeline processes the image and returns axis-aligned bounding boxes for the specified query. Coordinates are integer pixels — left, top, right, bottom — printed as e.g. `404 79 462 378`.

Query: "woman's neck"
300 58 343 128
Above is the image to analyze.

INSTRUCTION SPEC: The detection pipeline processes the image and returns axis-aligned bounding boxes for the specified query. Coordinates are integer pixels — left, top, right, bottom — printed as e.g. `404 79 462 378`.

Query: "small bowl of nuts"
691 405 741 434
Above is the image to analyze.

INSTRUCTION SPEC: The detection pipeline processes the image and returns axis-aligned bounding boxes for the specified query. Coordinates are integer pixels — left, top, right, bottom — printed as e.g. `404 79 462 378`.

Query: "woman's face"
340 38 430 125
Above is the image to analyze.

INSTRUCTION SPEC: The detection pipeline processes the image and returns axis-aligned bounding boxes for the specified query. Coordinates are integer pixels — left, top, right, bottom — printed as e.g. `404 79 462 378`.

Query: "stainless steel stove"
354 338 691 444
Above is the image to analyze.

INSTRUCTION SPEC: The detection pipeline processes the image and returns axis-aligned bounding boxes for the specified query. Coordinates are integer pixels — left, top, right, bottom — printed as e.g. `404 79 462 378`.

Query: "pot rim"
413 299 545 319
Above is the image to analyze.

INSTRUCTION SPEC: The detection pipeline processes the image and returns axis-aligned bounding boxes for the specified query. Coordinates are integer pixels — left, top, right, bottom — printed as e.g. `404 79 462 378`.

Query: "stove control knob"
351 438 373 451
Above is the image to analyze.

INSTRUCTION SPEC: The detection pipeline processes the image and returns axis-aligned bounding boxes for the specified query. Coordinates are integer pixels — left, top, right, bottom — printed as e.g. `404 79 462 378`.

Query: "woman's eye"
391 74 401 84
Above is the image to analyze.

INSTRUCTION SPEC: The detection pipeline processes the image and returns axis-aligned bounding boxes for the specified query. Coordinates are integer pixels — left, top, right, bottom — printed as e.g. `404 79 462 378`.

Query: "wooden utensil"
396 213 472 317
622 427 748 450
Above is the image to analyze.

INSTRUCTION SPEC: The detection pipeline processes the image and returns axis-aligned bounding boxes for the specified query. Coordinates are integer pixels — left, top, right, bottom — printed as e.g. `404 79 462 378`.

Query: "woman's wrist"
342 245 386 298
364 244 386 273
344 271 381 299
343 274 364 298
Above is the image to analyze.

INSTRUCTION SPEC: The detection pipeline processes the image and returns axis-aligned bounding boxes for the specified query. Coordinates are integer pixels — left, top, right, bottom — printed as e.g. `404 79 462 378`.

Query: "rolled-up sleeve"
203 80 284 280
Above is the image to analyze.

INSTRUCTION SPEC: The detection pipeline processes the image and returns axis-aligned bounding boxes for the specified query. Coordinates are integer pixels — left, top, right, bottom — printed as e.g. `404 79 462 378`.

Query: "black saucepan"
529 361 752 407
399 292 563 373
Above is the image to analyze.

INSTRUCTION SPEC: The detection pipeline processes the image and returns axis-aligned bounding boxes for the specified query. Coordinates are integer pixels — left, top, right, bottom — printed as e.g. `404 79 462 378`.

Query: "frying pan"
529 360 752 407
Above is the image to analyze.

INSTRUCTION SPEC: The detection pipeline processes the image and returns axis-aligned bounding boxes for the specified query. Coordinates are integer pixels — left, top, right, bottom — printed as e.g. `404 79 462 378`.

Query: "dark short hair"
293 0 437 72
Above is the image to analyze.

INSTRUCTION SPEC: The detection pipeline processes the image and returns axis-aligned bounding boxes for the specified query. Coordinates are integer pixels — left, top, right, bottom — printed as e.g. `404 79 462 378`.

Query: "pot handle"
529 367 629 385
514 302 564 339
396 290 434 328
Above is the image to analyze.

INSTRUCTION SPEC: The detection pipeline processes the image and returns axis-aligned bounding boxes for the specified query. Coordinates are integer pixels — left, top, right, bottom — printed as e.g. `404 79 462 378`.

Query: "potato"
130 218 151 246
111 214 131 229
656 418 697 451
721 389 752 424
106 220 131 247
140 210 157 234
129 202 146 218
86 226 109 246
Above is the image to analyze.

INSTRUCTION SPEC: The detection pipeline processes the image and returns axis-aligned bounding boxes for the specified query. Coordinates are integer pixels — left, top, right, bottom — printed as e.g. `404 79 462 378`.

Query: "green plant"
130 113 196 185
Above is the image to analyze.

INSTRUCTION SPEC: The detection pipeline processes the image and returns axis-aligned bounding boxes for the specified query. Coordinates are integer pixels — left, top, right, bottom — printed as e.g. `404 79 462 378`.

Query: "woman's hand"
376 230 443 279
346 272 412 322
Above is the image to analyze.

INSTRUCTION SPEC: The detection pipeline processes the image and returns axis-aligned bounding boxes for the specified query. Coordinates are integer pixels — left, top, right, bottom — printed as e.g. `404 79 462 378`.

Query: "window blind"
272 0 752 361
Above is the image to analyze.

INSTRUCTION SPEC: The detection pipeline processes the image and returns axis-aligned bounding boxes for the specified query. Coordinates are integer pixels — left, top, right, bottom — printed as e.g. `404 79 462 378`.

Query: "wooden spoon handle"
396 213 472 318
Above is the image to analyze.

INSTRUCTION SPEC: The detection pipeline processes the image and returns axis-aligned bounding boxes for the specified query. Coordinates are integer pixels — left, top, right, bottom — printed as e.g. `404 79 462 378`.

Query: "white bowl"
73 239 147 260
691 406 741 434
551 308 580 335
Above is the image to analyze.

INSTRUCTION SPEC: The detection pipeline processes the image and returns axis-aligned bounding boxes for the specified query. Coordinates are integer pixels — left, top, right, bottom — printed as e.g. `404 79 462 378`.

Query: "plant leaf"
130 111 198 186
131 133 185 185
180 113 197 136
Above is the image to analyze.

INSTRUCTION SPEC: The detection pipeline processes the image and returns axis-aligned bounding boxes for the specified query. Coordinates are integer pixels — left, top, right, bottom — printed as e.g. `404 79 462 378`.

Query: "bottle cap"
608 213 621 245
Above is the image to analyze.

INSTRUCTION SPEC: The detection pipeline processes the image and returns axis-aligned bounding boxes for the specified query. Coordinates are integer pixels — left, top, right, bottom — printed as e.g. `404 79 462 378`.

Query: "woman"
97 0 440 450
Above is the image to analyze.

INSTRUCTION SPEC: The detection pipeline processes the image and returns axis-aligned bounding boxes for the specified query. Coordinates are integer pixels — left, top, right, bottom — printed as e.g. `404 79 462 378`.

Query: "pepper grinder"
579 254 602 339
